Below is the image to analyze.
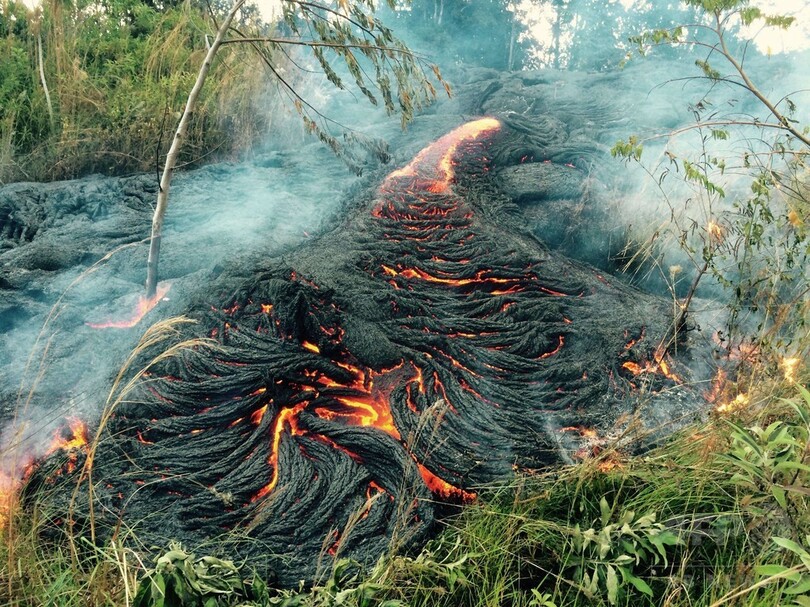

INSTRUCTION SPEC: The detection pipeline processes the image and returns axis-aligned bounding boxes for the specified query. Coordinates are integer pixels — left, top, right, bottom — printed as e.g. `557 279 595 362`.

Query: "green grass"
0 0 275 184
3 375 810 606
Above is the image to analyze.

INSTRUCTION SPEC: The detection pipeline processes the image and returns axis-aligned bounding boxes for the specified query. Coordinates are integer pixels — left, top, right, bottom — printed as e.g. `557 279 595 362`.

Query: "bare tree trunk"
145 0 246 298
508 17 516 71
37 31 55 131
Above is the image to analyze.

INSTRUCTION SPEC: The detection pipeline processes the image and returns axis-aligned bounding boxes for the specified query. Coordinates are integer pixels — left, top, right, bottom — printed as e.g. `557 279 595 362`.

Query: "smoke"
1 0 807 517
0 126 365 487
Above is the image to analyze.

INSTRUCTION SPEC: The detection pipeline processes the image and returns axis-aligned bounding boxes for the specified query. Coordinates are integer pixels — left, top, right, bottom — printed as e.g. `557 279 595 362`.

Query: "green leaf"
600 495 611 527
619 566 653 597
606 564 619 605
755 564 793 577
774 461 810 474
773 537 810 559
784 576 810 595
772 485 788 509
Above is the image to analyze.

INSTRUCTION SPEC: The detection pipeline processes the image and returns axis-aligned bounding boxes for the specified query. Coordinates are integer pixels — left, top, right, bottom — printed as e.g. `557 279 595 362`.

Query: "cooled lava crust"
31 118 694 586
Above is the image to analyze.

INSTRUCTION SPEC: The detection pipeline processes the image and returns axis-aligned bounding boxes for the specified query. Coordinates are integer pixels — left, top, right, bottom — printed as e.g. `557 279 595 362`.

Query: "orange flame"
47 417 89 456
0 417 90 527
621 347 681 384
781 357 801 382
87 283 171 329
715 393 750 414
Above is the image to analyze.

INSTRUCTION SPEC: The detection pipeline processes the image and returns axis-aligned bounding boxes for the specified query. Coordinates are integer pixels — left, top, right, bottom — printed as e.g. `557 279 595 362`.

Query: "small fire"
0 417 89 528
707 221 724 243
48 417 90 454
87 283 171 329
781 357 801 382
620 348 681 384
705 368 728 404
715 392 749 414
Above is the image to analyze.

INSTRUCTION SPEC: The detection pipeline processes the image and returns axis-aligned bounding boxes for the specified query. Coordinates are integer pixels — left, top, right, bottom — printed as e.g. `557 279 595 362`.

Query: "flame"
620 347 681 384
707 368 752 413
0 468 32 529
707 221 724 243
781 357 801 382
596 454 624 472
0 417 90 527
705 368 728 403
47 417 89 455
715 392 749 414
87 283 171 329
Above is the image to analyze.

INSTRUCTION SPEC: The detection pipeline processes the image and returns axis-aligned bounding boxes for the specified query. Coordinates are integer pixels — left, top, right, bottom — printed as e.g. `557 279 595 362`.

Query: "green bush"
0 0 272 183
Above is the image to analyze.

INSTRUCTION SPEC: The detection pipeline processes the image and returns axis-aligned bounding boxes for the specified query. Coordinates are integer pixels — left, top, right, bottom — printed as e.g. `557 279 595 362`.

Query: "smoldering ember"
1 70 724 586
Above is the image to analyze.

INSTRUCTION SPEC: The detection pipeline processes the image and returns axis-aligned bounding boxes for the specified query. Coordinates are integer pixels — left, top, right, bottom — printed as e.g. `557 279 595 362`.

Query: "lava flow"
33 117 696 587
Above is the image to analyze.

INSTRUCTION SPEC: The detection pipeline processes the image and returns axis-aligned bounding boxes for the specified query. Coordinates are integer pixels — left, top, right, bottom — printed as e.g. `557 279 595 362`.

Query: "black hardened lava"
30 119 699 586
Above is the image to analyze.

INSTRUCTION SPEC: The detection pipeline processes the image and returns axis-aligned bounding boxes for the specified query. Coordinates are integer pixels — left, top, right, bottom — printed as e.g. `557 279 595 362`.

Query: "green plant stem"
708 563 804 606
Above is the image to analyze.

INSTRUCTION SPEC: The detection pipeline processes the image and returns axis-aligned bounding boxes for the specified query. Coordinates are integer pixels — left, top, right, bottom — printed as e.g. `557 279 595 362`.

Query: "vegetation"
143 0 448 296
1 0 809 606
0 0 279 183
611 0 809 379
2 380 809 606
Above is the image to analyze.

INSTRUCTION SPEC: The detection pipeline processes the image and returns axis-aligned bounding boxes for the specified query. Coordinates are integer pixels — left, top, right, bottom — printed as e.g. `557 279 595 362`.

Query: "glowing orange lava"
417 463 476 501
87 283 171 329
383 118 501 191
253 404 308 501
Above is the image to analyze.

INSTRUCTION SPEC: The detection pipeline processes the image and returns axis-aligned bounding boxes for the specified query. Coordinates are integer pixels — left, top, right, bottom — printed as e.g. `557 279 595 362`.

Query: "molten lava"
384 117 500 190
32 116 700 587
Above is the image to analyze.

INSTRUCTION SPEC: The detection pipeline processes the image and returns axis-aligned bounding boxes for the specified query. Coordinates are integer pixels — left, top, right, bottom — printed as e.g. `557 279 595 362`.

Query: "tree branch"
145 0 247 297
715 11 810 148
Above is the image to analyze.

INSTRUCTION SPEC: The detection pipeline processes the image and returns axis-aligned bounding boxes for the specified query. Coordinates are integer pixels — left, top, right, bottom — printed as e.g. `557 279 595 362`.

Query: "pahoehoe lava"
29 118 705 586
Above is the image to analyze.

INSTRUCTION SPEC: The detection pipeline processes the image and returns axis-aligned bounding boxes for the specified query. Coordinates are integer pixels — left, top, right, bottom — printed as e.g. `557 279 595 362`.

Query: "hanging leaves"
240 1 449 172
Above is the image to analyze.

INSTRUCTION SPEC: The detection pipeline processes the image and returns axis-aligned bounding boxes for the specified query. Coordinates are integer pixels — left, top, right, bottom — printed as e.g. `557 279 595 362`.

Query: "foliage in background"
0 0 274 183
611 0 809 380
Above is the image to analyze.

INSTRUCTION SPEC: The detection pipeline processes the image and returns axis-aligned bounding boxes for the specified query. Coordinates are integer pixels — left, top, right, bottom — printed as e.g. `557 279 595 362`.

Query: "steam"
1 0 807 514
0 122 365 491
